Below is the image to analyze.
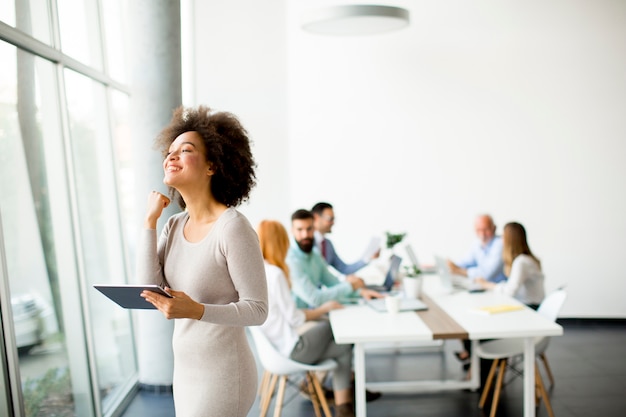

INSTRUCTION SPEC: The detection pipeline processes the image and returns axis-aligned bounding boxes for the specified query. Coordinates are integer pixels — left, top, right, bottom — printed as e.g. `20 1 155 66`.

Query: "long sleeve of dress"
199 212 268 326
136 209 268 327
136 227 167 287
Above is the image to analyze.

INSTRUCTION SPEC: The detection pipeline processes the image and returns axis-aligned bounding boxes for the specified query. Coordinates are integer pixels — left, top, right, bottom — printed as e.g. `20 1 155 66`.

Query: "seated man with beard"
286 209 383 407
286 209 382 309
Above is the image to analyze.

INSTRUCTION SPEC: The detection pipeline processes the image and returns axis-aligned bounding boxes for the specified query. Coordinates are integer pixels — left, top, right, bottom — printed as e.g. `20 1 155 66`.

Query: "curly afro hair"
154 105 257 209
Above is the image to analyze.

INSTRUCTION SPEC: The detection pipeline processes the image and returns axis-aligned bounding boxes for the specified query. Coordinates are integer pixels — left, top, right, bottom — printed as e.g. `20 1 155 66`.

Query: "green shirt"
286 238 356 308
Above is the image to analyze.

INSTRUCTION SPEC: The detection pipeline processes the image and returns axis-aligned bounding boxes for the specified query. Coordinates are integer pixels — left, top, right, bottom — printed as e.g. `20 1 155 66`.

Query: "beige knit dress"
137 208 268 417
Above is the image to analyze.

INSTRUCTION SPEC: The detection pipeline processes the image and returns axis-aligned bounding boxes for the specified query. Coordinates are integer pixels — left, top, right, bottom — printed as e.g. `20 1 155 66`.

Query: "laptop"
404 244 437 274
366 254 402 292
433 255 483 292
404 244 420 271
366 297 428 313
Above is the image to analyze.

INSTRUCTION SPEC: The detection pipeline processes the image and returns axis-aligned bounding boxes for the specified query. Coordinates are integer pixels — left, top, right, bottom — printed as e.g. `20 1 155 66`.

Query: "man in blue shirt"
447 213 506 366
447 214 507 284
287 209 382 309
311 202 380 275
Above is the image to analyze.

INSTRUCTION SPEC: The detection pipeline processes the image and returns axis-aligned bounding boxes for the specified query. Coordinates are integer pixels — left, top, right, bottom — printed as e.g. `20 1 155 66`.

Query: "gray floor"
120 320 626 417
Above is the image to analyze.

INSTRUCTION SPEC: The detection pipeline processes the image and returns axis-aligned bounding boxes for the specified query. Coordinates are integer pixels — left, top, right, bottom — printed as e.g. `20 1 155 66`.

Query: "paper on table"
470 303 524 315
360 236 382 261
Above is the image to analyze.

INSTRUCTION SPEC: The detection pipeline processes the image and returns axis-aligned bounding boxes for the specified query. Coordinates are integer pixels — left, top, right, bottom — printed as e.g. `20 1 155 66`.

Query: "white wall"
187 0 626 318
184 0 291 225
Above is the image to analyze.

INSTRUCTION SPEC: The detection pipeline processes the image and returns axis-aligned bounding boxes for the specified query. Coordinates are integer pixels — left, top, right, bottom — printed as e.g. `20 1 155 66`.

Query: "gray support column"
129 0 182 388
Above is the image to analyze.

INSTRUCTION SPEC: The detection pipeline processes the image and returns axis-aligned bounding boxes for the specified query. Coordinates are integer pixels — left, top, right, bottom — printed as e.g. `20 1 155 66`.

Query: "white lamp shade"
301 4 410 36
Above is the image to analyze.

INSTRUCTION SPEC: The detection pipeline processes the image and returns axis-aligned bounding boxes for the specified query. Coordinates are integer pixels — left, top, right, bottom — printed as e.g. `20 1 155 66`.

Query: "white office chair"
248 326 338 417
475 288 567 417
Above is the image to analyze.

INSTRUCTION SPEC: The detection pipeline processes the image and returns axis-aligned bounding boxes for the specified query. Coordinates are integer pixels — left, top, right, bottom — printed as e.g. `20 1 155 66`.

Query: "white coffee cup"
403 276 421 299
385 295 401 314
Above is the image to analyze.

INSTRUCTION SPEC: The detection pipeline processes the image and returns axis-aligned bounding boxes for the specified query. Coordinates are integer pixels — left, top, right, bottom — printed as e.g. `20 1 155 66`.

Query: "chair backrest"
535 288 567 353
248 326 337 376
537 288 567 322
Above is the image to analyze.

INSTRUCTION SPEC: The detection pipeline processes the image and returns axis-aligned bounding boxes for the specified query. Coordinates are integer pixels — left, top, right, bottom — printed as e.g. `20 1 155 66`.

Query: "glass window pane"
64 69 137 413
57 0 103 70
0 0 53 46
110 90 135 256
0 42 82 417
0 371 9 416
0 1 16 27
102 0 130 83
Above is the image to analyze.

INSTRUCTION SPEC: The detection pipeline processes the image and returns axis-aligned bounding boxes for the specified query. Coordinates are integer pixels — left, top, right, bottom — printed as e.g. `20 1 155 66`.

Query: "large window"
65 68 136 413
0 1 135 416
0 42 87 417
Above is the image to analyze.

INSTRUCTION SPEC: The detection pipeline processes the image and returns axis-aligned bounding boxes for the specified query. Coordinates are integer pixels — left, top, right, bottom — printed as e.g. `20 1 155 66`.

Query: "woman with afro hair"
137 105 268 417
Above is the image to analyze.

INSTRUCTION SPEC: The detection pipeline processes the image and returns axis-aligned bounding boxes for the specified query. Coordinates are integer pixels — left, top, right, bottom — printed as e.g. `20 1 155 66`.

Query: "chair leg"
258 370 271 400
272 376 288 417
315 370 329 385
489 358 508 417
535 380 541 405
260 373 278 417
304 373 323 417
308 371 333 417
539 352 555 387
535 363 555 417
479 359 499 409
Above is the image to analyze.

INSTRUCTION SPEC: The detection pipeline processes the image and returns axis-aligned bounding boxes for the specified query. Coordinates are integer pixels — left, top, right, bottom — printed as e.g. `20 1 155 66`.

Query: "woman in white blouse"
257 220 357 417
476 222 545 308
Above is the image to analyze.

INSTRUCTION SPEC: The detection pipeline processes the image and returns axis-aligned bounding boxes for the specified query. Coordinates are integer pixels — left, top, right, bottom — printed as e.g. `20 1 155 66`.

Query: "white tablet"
94 284 172 309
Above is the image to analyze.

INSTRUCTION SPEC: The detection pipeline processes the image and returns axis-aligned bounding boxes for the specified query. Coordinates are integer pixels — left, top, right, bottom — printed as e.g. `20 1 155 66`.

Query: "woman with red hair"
257 219 358 417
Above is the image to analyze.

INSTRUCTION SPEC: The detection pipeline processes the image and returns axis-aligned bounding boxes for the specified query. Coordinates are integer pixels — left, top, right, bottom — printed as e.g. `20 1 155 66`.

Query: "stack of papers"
471 303 524 315
360 236 382 260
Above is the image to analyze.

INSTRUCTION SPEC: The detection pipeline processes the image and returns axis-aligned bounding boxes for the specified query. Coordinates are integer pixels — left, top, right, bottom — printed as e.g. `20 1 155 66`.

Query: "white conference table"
329 275 563 417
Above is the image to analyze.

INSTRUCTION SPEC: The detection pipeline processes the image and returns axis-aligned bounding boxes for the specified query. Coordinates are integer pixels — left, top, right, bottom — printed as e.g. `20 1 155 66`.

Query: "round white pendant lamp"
301 4 410 36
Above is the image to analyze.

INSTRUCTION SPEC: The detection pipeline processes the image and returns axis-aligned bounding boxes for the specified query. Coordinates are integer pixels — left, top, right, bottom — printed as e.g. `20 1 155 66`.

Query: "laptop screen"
405 244 419 268
382 254 403 290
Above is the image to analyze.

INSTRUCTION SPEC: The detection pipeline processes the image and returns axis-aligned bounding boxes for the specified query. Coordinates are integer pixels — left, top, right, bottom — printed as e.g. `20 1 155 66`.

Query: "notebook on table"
470 303 524 315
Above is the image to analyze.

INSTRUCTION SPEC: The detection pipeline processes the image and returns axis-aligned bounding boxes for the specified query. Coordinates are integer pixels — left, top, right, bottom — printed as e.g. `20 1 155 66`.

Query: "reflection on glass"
57 0 103 70
64 69 137 413
0 43 75 417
